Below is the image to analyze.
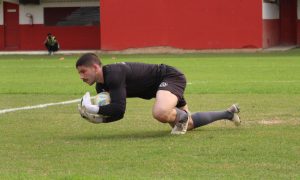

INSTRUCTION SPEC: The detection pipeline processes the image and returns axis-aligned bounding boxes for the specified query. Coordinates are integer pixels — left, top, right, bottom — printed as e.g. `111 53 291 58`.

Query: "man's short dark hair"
76 53 102 68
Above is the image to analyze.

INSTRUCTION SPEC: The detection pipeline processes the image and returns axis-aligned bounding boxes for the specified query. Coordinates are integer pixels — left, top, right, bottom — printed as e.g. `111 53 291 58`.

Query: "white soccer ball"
93 92 111 106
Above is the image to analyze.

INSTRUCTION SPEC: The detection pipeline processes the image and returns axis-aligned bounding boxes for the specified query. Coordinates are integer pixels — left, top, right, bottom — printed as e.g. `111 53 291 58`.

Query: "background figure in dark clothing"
44 33 59 55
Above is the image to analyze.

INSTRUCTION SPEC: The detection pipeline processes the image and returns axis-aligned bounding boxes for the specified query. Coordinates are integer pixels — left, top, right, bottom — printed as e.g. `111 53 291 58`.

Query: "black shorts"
158 65 187 107
45 43 59 52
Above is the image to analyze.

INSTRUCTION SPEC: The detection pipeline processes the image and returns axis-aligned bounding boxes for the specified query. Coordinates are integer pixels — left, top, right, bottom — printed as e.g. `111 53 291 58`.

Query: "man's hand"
78 104 105 123
78 104 89 120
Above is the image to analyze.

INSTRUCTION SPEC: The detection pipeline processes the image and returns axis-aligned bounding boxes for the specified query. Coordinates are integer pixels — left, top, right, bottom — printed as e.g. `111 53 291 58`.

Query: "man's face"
77 65 97 85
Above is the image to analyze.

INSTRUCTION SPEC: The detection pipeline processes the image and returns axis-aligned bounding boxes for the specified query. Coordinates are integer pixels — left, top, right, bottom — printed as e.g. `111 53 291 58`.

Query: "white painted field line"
0 99 81 115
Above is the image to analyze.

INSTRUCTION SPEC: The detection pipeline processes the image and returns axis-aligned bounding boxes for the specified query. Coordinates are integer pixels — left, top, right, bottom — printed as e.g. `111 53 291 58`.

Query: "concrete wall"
0 0 100 50
298 0 300 45
0 1 3 49
263 0 300 48
262 2 280 48
0 2 3 25
19 1 99 24
298 0 300 19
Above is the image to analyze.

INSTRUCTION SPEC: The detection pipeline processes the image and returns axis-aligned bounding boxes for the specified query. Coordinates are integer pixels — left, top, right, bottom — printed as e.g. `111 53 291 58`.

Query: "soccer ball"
93 92 111 106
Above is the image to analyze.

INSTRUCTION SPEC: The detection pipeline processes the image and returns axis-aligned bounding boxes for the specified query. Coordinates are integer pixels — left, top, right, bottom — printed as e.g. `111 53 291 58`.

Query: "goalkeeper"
76 53 241 135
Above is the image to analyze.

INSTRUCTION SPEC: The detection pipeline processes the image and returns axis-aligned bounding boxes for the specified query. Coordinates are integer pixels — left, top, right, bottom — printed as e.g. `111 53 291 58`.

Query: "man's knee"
153 90 178 123
152 108 171 123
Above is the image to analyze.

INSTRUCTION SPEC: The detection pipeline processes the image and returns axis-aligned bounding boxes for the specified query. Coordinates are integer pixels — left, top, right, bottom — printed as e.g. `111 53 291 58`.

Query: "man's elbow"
99 104 125 123
114 108 125 120
114 114 124 121
109 106 125 121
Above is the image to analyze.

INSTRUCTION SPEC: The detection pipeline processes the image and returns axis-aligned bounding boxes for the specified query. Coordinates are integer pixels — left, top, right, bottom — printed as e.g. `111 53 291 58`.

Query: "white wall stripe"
298 0 300 19
263 2 279 20
0 2 3 25
0 99 81 115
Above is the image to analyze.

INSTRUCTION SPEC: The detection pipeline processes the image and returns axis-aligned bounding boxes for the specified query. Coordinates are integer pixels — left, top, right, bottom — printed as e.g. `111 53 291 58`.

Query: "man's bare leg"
152 90 189 134
152 91 241 133
152 90 178 123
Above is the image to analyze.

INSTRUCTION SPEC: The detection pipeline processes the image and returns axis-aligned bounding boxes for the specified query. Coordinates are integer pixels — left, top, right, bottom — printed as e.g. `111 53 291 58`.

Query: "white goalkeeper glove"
81 92 99 114
77 104 105 123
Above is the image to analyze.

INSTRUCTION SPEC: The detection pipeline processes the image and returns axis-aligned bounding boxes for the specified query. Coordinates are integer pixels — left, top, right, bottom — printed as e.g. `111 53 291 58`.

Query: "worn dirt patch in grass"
258 119 300 125
259 120 284 125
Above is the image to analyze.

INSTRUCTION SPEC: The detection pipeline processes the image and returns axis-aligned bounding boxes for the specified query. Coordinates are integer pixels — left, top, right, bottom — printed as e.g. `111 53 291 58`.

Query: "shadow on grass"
63 126 243 142
64 130 173 141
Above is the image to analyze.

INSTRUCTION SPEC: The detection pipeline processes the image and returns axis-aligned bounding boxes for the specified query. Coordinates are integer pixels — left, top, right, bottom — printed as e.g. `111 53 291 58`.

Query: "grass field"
0 50 300 179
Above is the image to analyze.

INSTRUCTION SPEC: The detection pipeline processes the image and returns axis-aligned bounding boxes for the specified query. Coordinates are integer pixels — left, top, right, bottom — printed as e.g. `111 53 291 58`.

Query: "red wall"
263 19 280 48
100 0 263 50
19 25 100 50
298 21 300 45
0 26 4 49
0 25 100 50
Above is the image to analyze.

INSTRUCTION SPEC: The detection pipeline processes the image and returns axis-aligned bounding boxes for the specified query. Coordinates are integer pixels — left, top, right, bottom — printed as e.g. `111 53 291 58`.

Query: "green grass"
0 50 300 179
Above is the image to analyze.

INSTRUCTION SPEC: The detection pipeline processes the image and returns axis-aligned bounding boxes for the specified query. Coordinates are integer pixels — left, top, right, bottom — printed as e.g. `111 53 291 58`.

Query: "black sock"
192 111 233 129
